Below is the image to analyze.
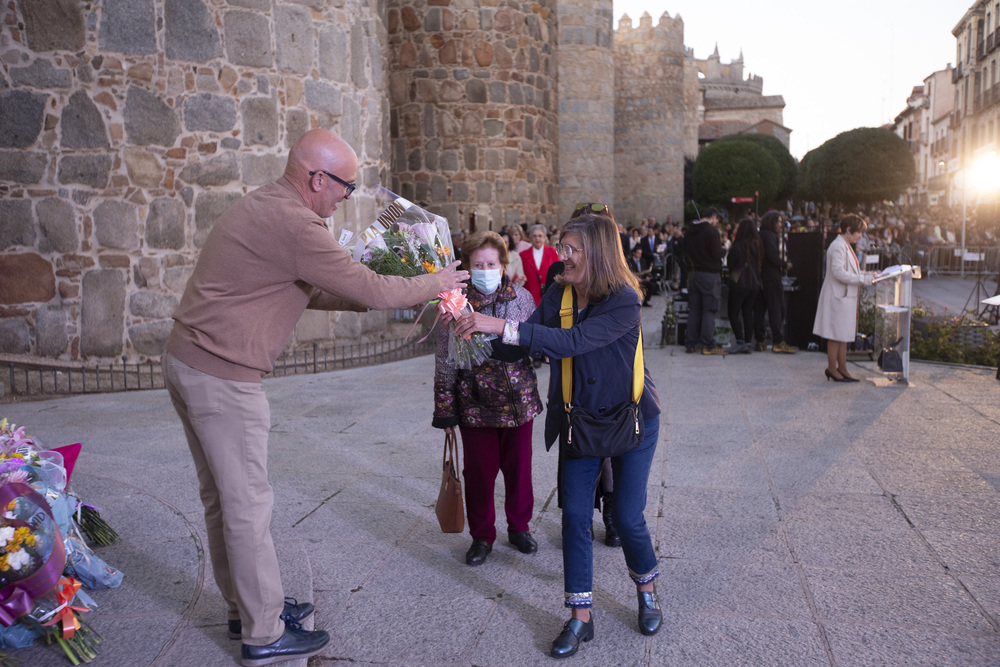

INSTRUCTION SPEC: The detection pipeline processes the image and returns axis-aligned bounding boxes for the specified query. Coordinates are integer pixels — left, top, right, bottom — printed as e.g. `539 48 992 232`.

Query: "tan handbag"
435 430 465 533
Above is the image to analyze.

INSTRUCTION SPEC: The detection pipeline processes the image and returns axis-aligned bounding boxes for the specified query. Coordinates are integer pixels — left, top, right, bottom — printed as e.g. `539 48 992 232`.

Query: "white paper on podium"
873 264 920 283
877 265 902 277
981 294 1000 306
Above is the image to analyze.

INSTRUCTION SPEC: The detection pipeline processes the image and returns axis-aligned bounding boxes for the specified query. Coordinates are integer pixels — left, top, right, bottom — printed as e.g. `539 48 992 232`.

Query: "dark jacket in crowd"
759 229 784 282
726 239 762 290
684 221 724 273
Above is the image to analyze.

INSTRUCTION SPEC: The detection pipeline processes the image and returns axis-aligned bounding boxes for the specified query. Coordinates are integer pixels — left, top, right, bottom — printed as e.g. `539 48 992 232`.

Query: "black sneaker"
241 622 330 667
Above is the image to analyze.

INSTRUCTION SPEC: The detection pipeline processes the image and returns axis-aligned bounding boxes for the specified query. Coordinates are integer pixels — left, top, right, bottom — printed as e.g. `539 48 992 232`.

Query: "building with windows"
895 85 929 206
950 2 1000 211
926 68 957 208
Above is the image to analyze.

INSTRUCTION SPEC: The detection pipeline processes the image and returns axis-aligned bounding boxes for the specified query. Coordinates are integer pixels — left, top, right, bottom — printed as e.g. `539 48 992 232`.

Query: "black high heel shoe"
825 369 849 383
550 614 595 659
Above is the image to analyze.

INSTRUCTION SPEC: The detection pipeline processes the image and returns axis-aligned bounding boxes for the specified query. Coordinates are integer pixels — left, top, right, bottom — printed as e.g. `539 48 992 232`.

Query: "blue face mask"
471 268 503 295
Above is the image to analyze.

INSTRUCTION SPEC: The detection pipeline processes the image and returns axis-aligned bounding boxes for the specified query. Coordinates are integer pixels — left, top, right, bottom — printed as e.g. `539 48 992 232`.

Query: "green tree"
796 127 915 207
692 139 781 210
714 133 796 203
796 146 824 202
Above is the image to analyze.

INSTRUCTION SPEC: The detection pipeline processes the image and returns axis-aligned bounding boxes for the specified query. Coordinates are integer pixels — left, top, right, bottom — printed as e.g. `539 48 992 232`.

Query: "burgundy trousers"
458 421 534 543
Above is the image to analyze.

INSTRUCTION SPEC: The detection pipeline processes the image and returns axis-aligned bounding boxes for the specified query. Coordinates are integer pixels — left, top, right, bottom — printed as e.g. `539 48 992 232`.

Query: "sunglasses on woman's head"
572 203 611 218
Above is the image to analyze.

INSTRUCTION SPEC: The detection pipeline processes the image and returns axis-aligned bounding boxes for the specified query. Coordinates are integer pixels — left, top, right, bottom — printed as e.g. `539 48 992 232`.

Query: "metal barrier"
859 244 1000 276
2 336 434 400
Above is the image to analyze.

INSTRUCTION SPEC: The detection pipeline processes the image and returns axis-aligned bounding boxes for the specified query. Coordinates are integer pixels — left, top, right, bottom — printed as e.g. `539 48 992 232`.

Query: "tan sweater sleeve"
306 290 367 312
293 215 444 310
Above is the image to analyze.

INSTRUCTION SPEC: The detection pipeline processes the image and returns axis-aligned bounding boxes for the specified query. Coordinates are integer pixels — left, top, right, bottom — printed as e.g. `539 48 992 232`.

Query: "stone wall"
385 0 559 233
613 12 686 224
0 0 397 362
681 55 704 160
557 0 615 221
0 1 791 364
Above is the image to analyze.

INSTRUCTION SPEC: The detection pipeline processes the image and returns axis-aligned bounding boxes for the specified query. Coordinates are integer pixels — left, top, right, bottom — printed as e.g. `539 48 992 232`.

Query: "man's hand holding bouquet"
349 187 494 369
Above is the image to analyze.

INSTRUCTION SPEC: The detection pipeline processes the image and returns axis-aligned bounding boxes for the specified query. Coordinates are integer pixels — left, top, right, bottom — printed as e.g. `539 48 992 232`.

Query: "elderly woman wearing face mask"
432 231 543 567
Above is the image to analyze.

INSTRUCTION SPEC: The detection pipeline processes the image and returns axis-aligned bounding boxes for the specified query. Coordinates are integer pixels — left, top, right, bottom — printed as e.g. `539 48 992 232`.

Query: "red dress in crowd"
520 244 559 306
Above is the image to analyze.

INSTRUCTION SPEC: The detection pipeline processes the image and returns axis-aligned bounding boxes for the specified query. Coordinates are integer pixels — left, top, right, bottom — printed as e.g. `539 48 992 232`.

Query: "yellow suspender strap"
632 330 644 403
560 285 574 413
560 284 644 413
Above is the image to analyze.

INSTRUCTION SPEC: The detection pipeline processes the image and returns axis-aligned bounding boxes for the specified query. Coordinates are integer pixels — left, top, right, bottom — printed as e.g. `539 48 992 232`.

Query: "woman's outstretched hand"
453 311 505 339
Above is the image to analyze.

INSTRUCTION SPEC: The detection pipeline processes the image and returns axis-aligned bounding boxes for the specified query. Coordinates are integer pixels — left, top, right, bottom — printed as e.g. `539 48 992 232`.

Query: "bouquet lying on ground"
0 418 123 665
348 186 494 369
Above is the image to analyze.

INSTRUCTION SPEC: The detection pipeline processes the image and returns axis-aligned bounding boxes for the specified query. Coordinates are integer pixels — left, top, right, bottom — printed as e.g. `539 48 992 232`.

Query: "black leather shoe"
229 597 317 640
604 524 621 548
637 585 662 636
601 492 621 548
508 531 538 554
550 615 595 659
465 540 492 566
241 622 330 667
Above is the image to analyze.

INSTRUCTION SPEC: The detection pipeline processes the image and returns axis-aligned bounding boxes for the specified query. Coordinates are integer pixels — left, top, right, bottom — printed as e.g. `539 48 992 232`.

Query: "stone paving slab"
4 289 1000 665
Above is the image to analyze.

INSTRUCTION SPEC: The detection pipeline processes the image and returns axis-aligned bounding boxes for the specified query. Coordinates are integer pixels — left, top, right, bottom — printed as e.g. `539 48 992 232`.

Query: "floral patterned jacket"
432 279 542 429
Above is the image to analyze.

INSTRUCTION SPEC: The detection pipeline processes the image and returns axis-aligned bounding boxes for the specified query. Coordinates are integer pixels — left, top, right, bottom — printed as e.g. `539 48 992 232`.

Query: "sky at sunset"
613 1 962 159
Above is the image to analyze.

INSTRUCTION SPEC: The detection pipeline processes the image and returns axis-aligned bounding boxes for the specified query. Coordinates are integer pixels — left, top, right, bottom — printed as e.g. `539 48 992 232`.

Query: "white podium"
871 265 920 383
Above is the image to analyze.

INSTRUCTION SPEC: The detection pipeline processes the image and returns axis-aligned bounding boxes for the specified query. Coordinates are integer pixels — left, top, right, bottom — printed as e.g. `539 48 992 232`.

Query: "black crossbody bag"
559 285 644 459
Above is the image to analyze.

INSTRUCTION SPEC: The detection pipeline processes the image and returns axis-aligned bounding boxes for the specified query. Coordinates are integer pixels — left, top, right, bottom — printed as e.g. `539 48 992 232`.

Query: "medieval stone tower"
0 2 784 365
557 0 615 216
613 11 687 224
385 1 559 233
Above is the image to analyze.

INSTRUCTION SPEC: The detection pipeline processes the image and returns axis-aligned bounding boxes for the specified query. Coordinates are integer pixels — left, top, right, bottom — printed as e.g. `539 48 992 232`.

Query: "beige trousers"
163 352 284 645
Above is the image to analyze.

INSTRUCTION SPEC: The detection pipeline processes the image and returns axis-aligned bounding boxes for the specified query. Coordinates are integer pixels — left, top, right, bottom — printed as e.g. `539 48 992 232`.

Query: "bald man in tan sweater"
163 129 468 667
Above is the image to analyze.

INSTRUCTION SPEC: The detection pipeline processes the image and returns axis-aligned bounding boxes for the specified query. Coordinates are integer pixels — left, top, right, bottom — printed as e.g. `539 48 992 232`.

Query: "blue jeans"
686 270 721 349
559 416 660 607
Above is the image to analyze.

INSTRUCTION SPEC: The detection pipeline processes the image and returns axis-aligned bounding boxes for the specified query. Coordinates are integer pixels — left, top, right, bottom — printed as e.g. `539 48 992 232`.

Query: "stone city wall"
385 0 559 233
0 0 398 363
0 1 789 364
681 56 704 160
557 0 615 221
613 12 686 224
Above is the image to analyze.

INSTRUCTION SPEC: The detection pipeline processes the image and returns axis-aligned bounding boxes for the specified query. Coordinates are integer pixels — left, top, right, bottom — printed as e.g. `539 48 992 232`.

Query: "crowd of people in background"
444 199 980 360
787 203 993 262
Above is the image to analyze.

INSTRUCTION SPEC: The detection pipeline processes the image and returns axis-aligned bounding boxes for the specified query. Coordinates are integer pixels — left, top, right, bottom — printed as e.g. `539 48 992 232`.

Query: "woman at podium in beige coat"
813 214 874 382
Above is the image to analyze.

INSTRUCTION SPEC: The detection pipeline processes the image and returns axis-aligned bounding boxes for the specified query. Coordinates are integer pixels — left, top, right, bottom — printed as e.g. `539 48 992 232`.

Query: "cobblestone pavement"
5 287 1000 666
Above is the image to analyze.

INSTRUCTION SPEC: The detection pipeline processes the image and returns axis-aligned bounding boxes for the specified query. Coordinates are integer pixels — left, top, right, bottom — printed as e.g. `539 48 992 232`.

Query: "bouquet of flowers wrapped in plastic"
350 186 494 369
0 419 123 664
